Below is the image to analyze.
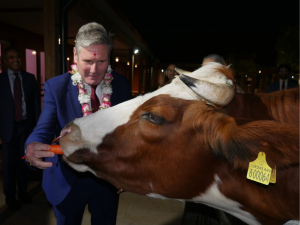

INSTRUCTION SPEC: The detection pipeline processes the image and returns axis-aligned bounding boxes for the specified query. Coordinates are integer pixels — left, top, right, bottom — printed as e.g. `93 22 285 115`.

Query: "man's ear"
73 47 78 64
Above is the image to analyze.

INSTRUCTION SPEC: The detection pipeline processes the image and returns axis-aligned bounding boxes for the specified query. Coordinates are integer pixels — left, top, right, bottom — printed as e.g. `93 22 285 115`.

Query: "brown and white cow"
59 62 299 225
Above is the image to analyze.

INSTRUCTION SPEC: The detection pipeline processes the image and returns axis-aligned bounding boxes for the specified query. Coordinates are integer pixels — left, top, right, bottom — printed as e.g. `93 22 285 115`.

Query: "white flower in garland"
71 72 82 86
78 93 91 104
70 63 113 116
101 84 113 95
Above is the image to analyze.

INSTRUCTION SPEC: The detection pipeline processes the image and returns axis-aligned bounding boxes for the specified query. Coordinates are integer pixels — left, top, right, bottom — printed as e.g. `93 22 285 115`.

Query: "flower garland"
70 63 113 116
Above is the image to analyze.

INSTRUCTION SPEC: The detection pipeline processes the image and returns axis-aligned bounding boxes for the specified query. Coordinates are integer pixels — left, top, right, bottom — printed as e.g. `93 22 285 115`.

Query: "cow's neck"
223 93 273 121
223 89 299 126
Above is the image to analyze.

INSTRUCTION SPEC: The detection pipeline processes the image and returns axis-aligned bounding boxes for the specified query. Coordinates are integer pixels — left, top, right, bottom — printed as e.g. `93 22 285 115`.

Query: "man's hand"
25 142 55 169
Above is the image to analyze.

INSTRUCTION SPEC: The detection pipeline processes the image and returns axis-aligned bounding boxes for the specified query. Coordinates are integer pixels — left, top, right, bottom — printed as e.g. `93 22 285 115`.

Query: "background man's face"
278 67 289 80
4 50 21 72
74 44 109 86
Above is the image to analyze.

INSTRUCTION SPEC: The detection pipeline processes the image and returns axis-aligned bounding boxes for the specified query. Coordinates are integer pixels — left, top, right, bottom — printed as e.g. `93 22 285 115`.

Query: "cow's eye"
141 112 165 124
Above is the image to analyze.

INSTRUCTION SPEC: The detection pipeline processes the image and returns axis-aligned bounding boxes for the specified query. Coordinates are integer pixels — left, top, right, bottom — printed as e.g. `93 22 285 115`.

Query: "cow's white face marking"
147 176 259 225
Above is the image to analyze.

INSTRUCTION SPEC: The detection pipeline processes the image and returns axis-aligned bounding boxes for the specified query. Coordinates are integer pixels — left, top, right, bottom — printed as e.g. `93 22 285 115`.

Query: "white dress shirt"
280 79 287 90
82 80 104 109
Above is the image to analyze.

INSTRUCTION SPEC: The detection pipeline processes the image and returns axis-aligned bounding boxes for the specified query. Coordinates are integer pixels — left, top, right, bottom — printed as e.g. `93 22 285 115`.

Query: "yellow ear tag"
269 167 276 184
247 152 272 185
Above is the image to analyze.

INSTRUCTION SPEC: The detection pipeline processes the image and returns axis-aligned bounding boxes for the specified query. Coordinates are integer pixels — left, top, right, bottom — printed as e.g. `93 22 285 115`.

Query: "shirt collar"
82 80 104 90
280 79 287 83
8 68 21 76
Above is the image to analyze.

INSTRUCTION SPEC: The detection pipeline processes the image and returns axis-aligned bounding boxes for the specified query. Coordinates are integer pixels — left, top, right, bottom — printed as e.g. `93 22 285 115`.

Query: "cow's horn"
179 74 234 106
175 68 191 75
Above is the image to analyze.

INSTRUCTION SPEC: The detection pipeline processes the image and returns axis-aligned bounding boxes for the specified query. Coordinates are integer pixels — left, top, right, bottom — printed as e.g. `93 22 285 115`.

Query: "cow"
59 62 299 225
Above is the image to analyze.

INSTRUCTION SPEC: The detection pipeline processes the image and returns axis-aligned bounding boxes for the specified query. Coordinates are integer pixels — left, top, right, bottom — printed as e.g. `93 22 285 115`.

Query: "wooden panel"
43 0 58 80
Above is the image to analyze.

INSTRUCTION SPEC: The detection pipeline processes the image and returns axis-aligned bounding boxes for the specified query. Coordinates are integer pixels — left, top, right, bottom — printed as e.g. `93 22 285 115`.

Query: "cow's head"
59 62 236 197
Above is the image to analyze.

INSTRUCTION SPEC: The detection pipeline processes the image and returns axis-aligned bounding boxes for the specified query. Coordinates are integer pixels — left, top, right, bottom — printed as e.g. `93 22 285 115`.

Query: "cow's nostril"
52 127 72 143
61 127 71 136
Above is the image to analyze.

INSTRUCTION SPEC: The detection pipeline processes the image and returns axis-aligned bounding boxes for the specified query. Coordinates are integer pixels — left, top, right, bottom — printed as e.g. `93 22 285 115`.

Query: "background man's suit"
0 70 40 202
267 79 299 93
25 71 131 223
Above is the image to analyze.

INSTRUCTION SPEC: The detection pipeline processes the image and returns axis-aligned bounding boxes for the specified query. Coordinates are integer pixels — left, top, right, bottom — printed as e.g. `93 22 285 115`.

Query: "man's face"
165 64 177 80
74 44 109 85
4 49 21 72
278 67 289 80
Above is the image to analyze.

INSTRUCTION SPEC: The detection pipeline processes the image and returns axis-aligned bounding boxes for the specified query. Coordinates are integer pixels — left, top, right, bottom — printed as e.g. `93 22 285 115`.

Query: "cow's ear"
179 74 234 107
175 67 191 75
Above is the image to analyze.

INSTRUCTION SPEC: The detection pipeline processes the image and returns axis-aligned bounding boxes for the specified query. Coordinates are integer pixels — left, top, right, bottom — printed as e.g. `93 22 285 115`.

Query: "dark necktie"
13 73 23 121
281 80 286 90
91 85 100 113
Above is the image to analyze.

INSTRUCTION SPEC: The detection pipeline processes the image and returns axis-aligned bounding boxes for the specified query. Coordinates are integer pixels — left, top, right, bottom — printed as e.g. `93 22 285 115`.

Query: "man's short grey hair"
75 22 113 56
203 54 226 65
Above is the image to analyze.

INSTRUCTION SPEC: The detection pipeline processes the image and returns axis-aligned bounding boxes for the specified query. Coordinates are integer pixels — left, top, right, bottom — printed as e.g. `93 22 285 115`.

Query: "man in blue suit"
25 22 132 225
0 46 40 209
267 64 298 93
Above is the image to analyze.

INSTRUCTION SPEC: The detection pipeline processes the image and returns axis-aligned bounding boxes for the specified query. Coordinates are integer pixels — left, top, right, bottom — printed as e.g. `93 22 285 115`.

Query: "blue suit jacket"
267 79 299 93
0 70 40 143
25 72 131 205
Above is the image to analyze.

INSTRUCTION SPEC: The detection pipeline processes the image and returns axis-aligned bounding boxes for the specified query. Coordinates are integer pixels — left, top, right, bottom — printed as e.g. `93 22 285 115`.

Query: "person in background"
0 46 40 210
267 64 298 93
24 22 131 225
165 63 178 85
158 63 178 88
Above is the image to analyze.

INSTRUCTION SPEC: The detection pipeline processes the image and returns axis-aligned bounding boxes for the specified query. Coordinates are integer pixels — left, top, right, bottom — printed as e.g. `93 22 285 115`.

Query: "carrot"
50 145 63 154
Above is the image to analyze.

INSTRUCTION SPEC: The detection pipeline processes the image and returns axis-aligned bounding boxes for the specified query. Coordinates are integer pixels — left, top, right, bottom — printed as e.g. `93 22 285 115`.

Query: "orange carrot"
50 145 63 154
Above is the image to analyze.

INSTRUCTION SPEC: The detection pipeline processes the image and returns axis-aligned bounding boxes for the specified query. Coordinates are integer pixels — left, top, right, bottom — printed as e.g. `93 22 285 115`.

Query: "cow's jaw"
63 156 93 173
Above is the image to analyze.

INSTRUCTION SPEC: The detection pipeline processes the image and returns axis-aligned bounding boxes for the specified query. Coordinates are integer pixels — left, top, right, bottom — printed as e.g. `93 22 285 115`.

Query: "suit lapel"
67 79 82 119
111 81 117 106
1 72 14 101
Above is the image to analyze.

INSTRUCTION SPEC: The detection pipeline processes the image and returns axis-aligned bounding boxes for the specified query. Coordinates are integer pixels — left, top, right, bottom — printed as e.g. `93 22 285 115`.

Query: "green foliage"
275 23 299 72
228 51 259 76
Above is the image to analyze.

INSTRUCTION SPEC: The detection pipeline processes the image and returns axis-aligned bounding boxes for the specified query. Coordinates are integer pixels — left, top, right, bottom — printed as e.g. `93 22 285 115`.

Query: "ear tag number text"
247 152 272 185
